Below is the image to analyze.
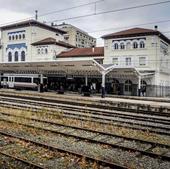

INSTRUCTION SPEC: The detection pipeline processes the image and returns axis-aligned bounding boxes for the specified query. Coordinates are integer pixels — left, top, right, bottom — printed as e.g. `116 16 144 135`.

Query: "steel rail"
0 130 127 169
0 115 170 162
0 151 45 169
0 111 169 148
0 93 170 116
0 101 170 136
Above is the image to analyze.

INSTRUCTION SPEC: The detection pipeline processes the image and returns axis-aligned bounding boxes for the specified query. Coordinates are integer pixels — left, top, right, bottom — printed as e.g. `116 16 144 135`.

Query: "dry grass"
0 106 170 146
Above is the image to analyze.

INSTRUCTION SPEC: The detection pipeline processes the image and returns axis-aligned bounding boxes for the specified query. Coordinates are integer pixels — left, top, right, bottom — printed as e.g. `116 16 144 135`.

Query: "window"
21 51 25 61
14 51 19 61
126 42 131 49
120 42 125 49
9 36 11 41
133 42 138 49
45 48 48 54
16 35 18 40
12 35 15 40
8 52 12 62
112 58 118 65
41 48 44 54
19 34 22 39
114 43 119 50
37 49 40 54
15 77 31 83
23 34 25 39
140 41 145 48
125 57 131 66
125 80 132 92
139 57 146 66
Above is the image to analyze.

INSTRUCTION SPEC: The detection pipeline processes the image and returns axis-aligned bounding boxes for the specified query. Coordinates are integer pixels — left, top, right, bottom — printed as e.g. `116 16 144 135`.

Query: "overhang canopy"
0 60 155 78
0 59 105 76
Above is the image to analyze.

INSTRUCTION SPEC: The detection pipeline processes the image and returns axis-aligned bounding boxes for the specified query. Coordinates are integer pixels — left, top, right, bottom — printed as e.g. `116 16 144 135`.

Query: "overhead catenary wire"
47 0 170 23
0 0 104 27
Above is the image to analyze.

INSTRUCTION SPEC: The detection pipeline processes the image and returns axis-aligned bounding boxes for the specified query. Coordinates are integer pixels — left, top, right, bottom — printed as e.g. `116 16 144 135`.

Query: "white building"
0 20 74 63
102 26 170 96
0 19 170 97
55 23 96 48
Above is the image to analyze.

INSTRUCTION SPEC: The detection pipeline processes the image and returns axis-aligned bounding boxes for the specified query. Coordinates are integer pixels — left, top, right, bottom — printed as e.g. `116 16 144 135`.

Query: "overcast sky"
0 0 170 46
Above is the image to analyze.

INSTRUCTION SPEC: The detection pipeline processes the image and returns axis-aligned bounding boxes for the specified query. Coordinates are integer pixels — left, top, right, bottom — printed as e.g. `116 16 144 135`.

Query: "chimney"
154 25 158 31
51 22 54 27
35 10 38 20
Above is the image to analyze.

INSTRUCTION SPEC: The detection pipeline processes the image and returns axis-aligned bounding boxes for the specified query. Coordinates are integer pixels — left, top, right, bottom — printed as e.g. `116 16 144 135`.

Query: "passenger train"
1 74 47 90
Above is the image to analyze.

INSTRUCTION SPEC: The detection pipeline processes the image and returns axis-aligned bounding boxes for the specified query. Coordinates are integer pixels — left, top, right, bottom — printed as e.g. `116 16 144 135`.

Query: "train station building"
0 20 170 97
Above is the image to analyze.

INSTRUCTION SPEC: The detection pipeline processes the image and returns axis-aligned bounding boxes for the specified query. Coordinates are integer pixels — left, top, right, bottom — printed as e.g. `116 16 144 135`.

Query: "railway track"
0 151 45 169
0 125 127 169
0 113 170 169
0 93 169 168
0 92 170 115
0 96 170 136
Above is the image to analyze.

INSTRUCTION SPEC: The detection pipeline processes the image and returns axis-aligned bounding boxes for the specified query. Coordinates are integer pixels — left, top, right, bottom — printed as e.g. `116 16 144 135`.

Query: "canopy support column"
101 72 106 98
85 75 88 86
138 76 141 96
38 74 44 93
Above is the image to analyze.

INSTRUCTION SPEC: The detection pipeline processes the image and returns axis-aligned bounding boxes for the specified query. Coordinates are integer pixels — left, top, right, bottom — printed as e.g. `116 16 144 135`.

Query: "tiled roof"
31 37 76 48
0 19 66 34
102 27 170 44
57 47 104 57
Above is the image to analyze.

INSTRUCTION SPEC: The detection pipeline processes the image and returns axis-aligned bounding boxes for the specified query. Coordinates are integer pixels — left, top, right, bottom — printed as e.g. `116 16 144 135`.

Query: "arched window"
12 35 15 40
133 42 138 49
23 34 25 39
45 48 48 54
16 35 18 40
8 52 12 62
19 34 22 39
120 42 125 49
125 80 132 92
140 41 145 48
37 49 40 54
114 43 119 50
126 42 131 49
14 51 19 61
21 51 25 61
9 36 11 41
41 48 44 54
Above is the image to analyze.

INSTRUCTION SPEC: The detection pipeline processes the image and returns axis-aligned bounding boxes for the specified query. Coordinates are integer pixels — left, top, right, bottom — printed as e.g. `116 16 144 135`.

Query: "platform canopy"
0 59 155 78
0 59 105 76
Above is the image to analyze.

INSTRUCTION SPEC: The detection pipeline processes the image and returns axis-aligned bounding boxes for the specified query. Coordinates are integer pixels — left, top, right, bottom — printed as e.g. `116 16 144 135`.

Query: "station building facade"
102 27 170 97
0 19 170 97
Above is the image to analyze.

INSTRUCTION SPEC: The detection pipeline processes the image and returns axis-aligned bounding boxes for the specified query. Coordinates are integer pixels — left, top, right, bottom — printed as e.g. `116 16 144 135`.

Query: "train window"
1 77 8 81
33 78 40 84
15 77 31 83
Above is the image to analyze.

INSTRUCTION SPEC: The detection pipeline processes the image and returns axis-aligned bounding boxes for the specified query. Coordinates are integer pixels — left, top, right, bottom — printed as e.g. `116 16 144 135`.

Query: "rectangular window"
125 57 131 66
112 58 118 65
139 57 146 66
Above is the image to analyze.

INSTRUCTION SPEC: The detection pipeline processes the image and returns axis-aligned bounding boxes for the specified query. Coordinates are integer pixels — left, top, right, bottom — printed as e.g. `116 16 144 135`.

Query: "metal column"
38 74 44 93
138 76 141 96
85 75 88 86
101 72 106 98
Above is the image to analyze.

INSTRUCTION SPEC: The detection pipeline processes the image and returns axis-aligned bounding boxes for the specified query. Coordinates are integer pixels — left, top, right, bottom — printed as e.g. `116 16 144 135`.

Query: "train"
1 74 47 90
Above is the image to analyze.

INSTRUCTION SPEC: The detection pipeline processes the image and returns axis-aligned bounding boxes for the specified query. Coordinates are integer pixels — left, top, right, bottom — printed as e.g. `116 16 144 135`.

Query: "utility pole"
35 10 38 20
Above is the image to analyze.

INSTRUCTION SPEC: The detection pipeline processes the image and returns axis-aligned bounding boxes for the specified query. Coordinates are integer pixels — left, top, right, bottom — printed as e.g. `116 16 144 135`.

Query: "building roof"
0 19 66 34
31 37 76 48
102 27 170 44
57 47 104 58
